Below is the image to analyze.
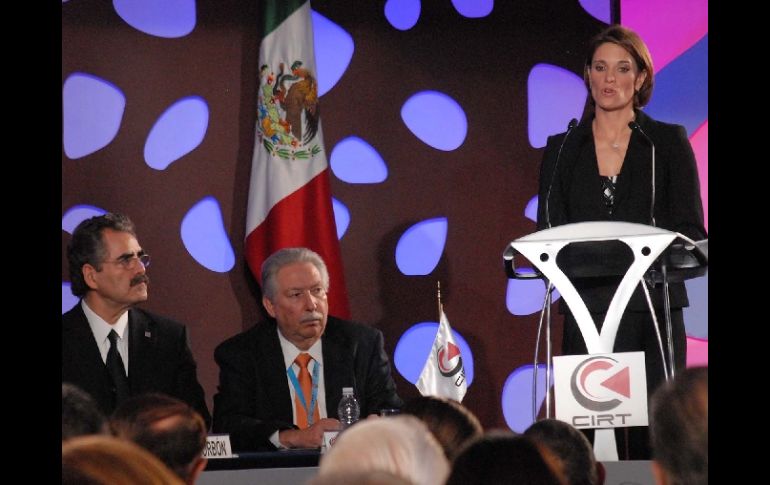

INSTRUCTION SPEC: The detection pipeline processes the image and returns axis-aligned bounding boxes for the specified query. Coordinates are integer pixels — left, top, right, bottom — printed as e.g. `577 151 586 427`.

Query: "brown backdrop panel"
62 0 604 429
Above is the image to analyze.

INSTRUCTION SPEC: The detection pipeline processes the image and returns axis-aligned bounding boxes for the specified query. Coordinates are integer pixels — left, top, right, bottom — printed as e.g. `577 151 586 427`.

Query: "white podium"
503 221 707 460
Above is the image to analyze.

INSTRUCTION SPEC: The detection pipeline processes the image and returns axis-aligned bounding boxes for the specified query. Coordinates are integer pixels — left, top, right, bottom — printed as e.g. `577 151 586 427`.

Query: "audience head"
62 434 184 485
524 418 602 485
260 247 331 350
62 383 108 440
650 366 708 485
400 395 483 460
318 415 449 485
110 393 208 484
447 431 565 485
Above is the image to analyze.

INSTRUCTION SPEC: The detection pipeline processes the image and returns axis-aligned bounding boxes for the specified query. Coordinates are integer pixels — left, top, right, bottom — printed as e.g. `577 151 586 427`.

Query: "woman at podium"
535 24 706 460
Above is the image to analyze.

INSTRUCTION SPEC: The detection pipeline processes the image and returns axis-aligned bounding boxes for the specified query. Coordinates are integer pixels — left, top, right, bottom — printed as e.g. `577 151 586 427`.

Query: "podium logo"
570 356 631 412
437 342 463 377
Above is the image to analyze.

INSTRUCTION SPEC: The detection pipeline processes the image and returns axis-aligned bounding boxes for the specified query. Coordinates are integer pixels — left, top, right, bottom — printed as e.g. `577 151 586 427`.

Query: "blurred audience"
400 395 483 460
318 415 449 485
524 418 603 485
62 383 108 440
308 469 414 485
649 366 707 485
62 434 184 485
110 393 208 485
446 431 566 485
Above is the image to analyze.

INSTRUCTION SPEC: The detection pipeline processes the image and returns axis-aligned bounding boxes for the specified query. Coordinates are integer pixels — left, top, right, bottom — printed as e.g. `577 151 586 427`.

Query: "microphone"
544 118 578 228
628 121 656 226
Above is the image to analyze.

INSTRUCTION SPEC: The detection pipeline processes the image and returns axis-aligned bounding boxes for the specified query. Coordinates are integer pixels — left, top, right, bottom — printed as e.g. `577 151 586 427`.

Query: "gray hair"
261 247 330 301
318 415 450 485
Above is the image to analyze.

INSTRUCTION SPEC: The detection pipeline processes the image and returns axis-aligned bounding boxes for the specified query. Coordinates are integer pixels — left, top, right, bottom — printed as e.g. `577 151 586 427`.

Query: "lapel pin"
145 331 151 338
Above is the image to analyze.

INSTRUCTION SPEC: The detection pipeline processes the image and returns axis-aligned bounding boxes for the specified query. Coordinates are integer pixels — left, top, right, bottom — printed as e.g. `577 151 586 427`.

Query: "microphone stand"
534 118 577 421
630 121 675 381
661 261 675 379
532 281 554 421
544 118 578 229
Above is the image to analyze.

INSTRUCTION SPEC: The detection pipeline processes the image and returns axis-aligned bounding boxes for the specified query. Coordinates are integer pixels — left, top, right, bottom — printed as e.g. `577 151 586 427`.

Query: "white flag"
416 309 468 402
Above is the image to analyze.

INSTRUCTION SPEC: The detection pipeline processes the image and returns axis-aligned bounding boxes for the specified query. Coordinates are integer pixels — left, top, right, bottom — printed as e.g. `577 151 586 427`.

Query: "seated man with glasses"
62 213 210 427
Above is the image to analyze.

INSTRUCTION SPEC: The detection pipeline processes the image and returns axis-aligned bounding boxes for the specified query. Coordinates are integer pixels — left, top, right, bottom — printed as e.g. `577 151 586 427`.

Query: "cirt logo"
437 342 463 377
570 356 631 412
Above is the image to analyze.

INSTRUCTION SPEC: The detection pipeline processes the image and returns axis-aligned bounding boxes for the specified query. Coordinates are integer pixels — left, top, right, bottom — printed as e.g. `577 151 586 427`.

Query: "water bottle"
337 387 360 430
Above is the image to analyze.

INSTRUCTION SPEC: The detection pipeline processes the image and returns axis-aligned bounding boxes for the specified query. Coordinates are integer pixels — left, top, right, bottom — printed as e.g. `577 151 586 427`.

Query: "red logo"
437 342 463 377
570 356 630 412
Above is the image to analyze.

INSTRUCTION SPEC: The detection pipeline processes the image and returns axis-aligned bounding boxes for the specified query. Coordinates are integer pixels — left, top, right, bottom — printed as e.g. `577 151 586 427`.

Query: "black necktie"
106 329 130 408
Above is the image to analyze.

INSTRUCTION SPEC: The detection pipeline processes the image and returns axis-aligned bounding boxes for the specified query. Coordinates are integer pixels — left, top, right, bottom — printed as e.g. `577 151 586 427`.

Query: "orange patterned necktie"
294 353 320 428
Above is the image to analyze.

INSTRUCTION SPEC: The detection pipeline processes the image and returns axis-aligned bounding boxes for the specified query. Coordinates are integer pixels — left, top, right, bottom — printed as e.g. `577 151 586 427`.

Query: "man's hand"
278 418 341 448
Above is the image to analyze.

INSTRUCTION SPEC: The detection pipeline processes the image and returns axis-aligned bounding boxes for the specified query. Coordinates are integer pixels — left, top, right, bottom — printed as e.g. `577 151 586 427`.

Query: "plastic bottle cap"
342 387 353 394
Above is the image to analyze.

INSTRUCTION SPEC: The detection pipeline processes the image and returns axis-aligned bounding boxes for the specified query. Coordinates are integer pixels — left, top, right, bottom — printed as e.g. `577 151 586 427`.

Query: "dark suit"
537 109 706 311
212 316 403 451
62 303 211 428
536 109 706 459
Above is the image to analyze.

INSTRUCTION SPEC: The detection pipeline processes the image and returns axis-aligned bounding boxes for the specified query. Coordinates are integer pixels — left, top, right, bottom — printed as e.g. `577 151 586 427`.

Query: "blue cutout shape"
396 217 448 275
63 72 125 159
401 91 467 151
502 364 552 433
332 197 351 239
144 96 209 170
524 195 538 223
312 10 354 97
181 196 235 273
506 271 560 316
394 321 474 386
451 0 493 18
113 0 196 38
384 0 421 30
330 136 388 184
527 64 587 148
578 0 611 23
62 282 79 314
62 205 107 234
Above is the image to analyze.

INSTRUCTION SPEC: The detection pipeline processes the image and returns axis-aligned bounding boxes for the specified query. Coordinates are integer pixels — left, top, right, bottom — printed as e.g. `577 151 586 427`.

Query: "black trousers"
562 307 686 460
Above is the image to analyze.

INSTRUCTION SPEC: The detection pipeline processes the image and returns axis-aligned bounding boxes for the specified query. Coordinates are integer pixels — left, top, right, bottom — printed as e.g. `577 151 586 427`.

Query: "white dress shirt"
81 300 129 374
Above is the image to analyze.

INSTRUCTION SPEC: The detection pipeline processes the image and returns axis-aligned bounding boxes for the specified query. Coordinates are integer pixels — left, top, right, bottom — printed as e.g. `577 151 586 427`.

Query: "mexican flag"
245 0 350 317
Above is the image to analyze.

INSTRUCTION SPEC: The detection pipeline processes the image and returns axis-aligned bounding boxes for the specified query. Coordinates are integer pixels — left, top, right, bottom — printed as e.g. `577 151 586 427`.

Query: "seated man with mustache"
62 213 210 428
212 247 403 451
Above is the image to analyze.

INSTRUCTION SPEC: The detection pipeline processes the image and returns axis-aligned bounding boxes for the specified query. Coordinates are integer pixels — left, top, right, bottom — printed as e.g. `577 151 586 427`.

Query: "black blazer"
536 109 706 312
61 303 211 428
211 316 403 451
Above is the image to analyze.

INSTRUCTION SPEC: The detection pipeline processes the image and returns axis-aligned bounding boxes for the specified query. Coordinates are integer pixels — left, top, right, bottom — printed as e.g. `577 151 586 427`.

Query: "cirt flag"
416 309 468 402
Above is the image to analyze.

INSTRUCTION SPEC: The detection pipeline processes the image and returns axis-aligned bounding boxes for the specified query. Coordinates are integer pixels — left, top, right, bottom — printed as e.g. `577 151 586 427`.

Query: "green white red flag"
245 0 349 317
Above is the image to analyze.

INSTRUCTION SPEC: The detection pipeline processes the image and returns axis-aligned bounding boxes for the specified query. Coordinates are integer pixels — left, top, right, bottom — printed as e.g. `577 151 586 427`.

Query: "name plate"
322 431 339 452
203 434 235 459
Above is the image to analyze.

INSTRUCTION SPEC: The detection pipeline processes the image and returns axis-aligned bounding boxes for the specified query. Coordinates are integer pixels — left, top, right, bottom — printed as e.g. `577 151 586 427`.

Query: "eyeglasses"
101 252 151 269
